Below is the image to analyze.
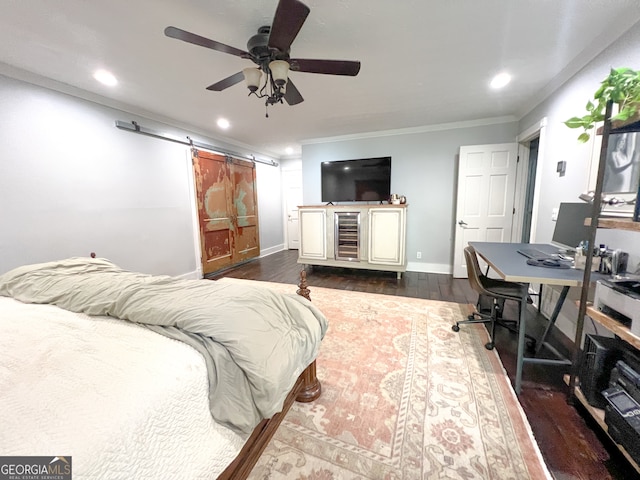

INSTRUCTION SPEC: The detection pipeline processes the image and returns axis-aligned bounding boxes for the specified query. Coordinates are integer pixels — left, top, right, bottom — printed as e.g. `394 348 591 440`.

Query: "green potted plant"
565 67 640 142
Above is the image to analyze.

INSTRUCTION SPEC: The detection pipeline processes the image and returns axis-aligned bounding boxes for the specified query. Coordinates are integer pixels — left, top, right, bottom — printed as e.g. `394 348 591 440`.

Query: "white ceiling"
1 1 639 159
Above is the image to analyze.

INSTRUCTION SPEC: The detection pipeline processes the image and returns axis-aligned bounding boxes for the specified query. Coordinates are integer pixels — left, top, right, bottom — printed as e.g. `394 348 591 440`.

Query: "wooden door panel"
193 150 234 274
234 225 260 262
231 158 260 263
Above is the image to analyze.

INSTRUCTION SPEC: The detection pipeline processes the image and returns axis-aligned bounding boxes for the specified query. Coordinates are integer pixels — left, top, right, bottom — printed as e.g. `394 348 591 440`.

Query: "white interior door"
282 169 302 250
453 143 519 277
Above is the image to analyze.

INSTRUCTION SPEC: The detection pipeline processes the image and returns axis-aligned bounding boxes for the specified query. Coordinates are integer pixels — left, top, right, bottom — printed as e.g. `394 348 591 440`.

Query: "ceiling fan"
164 0 361 110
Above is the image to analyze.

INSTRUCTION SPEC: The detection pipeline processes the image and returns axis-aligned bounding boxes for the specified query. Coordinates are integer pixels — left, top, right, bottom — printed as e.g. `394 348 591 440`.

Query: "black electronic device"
579 334 625 408
526 257 570 269
517 247 552 259
602 385 640 463
616 360 640 388
610 367 640 405
551 202 592 252
321 157 392 203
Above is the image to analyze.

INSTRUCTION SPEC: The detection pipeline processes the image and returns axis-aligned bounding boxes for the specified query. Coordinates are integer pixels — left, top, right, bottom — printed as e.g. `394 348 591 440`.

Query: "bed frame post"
296 360 321 402
296 269 311 301
295 269 321 402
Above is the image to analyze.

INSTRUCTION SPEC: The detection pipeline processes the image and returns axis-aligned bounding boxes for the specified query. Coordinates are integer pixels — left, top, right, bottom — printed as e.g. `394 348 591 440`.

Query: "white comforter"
0 258 328 434
0 297 246 479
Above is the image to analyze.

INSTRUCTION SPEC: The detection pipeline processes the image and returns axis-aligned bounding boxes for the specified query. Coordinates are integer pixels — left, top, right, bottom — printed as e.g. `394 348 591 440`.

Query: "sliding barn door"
229 157 260 263
192 150 260 275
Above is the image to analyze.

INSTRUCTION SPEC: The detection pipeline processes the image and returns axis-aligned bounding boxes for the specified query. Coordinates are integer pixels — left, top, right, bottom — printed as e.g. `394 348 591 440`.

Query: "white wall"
301 121 519 273
518 22 640 340
0 74 284 277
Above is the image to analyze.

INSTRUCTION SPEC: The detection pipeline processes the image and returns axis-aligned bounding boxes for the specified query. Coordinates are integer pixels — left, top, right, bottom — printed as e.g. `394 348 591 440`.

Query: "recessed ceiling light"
93 69 118 87
285 147 294 155
217 118 230 129
490 72 511 89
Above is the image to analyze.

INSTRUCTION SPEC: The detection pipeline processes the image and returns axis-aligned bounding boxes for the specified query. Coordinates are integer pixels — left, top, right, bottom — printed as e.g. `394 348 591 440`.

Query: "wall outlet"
552 207 559 221
416 251 422 259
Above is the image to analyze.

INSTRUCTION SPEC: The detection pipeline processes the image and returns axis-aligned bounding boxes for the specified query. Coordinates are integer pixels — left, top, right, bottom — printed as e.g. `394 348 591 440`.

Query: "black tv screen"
321 157 392 203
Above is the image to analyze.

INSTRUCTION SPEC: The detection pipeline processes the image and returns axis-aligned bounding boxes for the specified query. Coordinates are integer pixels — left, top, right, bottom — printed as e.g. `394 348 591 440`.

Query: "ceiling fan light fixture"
269 60 290 87
243 67 263 92
164 0 360 116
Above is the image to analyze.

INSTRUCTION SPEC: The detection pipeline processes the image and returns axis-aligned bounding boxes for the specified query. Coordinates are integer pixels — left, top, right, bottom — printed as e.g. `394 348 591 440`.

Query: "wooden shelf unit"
583 304 640 350
571 102 640 472
586 217 640 232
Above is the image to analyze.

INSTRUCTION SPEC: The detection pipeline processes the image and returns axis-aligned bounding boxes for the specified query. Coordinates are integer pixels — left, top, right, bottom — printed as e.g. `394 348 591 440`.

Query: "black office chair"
452 245 536 351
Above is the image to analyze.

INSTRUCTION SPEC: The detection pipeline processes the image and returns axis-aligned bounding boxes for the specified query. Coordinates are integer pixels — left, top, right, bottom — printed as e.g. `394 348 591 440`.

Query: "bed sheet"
0 297 247 480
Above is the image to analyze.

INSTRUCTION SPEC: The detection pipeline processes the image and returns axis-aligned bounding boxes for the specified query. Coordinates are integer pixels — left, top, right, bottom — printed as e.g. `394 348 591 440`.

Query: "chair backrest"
464 245 491 297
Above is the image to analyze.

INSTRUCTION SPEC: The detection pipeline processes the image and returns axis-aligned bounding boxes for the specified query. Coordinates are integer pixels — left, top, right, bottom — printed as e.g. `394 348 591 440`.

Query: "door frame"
281 162 303 250
516 116 548 243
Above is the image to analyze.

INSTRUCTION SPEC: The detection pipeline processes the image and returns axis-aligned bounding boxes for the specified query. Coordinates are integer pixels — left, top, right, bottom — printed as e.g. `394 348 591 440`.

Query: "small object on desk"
517 247 551 259
527 258 571 269
574 250 601 271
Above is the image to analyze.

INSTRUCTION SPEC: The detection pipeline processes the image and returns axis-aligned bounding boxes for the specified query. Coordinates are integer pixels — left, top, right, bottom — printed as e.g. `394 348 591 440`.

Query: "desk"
469 242 602 394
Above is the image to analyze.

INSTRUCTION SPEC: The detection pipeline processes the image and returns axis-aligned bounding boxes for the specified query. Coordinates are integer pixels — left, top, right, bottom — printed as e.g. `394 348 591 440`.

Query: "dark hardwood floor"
212 250 639 480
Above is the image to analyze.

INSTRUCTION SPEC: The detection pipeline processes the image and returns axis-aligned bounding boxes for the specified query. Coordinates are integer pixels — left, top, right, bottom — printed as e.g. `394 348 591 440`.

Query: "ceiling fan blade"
165 26 249 58
290 58 361 76
206 71 246 91
284 79 304 105
268 0 310 52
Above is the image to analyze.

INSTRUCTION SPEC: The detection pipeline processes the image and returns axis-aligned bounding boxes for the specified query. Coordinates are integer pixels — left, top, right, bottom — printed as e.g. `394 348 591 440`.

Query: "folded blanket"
0 258 328 434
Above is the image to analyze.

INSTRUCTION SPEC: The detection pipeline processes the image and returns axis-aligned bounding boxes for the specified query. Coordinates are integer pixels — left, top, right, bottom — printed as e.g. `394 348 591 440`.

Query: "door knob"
458 220 468 227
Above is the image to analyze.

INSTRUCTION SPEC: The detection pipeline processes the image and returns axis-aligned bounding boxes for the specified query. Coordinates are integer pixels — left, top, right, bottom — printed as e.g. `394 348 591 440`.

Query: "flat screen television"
321 156 391 203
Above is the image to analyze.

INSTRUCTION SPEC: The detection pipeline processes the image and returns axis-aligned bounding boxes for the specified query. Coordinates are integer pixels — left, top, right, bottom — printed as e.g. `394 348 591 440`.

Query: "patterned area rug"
218 278 551 480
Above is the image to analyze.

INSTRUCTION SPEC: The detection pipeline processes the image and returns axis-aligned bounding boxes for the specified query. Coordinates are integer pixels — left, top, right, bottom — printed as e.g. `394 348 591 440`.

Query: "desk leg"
534 285 569 356
515 288 529 395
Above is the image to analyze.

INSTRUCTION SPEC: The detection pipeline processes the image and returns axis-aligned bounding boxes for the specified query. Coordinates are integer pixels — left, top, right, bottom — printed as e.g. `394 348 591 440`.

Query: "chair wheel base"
485 342 494 350
452 324 460 332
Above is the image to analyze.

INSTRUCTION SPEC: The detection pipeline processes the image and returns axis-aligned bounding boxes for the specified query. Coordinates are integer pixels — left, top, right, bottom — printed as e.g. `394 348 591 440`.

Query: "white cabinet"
298 208 327 260
368 207 406 265
298 205 407 277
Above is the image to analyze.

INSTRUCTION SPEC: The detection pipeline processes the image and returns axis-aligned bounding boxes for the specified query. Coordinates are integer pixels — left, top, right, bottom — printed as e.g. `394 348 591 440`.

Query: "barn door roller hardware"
114 120 278 167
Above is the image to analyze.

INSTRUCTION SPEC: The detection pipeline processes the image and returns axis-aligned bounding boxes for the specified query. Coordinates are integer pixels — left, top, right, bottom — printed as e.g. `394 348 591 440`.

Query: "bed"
0 257 327 480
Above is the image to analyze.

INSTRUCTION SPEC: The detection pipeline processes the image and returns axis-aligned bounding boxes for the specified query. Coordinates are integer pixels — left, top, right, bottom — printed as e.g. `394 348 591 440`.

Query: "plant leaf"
564 117 587 128
578 132 590 143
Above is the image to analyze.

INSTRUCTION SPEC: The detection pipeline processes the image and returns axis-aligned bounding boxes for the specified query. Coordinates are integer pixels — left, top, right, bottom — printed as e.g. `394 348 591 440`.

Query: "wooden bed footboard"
217 271 322 480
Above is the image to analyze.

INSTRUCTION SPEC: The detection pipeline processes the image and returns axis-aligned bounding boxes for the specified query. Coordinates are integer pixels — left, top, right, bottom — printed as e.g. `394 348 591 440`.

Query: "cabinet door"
298 209 327 260
368 208 406 265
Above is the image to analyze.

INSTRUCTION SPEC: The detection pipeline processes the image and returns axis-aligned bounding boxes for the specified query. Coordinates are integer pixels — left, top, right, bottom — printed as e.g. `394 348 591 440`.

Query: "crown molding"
300 115 518 145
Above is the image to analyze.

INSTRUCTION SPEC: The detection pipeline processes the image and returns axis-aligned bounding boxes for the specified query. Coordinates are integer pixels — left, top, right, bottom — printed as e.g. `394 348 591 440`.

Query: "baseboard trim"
260 244 286 257
175 269 202 280
406 261 451 274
